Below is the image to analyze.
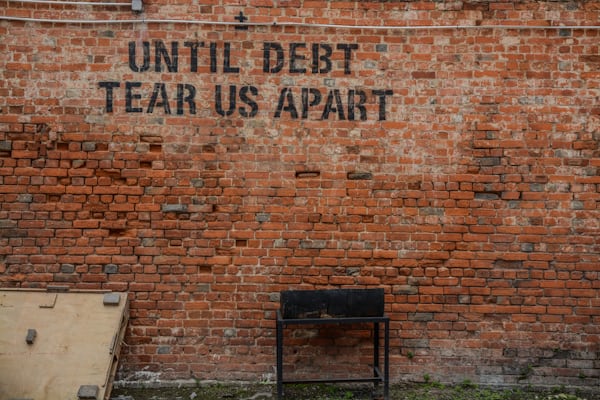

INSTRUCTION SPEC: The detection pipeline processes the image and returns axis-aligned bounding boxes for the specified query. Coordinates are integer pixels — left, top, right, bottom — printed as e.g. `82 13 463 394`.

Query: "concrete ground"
110 382 600 400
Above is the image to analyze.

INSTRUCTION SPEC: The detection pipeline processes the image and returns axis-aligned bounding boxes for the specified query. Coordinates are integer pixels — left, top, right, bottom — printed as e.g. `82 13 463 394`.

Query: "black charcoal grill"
276 288 389 400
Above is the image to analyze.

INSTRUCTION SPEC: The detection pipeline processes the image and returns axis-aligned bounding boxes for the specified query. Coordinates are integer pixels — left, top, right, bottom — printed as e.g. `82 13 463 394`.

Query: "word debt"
128 41 359 74
98 82 394 120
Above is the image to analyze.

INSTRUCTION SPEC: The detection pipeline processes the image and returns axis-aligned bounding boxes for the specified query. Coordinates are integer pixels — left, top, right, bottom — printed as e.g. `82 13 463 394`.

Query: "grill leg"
384 319 389 400
276 319 284 400
374 322 380 386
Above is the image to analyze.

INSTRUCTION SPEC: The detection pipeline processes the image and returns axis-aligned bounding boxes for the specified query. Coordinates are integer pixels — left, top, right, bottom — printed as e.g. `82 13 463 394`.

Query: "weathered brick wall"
1 0 599 388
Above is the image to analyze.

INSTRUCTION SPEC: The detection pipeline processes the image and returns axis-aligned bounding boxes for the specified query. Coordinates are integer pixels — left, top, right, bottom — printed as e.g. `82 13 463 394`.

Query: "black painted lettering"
177 84 196 115
301 88 321 119
348 89 367 121
98 81 120 113
223 43 240 74
289 43 306 73
128 41 150 72
263 42 284 73
311 44 332 74
239 86 259 118
223 43 240 73
321 89 345 120
210 42 218 73
336 43 358 74
215 85 236 116
184 41 204 73
372 89 393 121
274 88 298 118
154 41 178 73
147 83 171 114
125 81 143 113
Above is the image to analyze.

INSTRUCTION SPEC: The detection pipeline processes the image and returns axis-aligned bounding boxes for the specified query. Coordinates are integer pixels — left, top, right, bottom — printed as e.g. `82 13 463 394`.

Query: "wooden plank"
0 290 128 400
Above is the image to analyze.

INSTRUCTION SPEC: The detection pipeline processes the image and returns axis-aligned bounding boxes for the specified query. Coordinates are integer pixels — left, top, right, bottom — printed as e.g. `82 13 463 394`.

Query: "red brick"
1 0 599 388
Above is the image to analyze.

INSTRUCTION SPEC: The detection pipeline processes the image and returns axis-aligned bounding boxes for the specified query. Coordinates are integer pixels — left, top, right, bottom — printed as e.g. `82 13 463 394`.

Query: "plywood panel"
0 290 128 400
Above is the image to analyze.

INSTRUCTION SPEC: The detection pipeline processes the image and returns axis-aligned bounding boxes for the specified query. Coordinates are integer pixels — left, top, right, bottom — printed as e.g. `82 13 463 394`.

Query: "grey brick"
77 385 99 399
60 264 75 273
0 141 12 152
26 329 36 345
347 172 373 180
82 142 96 151
103 292 121 306
162 204 188 213
256 213 270 222
104 263 118 274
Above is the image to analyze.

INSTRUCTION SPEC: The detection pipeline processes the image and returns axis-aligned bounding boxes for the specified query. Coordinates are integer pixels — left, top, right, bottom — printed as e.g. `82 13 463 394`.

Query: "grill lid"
280 288 384 319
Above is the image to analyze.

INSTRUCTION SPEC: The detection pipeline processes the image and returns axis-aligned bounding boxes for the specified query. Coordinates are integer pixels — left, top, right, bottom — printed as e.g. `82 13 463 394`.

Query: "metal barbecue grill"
276 288 389 400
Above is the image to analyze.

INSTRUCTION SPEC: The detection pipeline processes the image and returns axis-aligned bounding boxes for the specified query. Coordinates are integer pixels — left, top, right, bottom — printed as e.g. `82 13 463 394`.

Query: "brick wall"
1 0 599 388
